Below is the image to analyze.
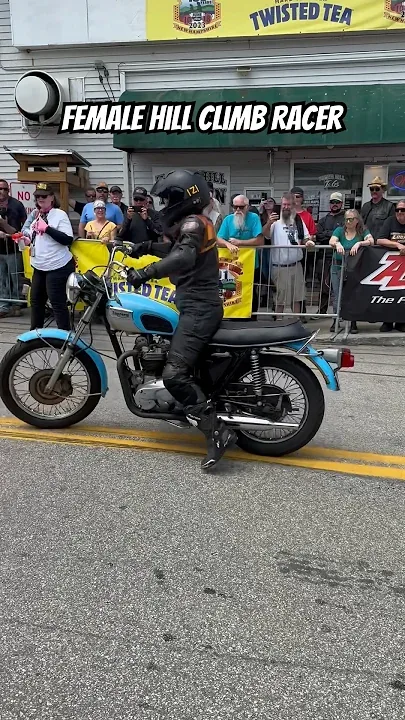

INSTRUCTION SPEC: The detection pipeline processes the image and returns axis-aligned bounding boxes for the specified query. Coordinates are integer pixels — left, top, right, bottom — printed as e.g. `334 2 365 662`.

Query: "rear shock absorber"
250 350 263 397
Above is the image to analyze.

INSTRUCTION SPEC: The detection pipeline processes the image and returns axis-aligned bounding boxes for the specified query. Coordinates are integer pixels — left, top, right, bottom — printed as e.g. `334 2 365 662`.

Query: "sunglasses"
96 187 108 192
369 186 381 192
396 208 405 213
133 196 145 201
36 194 50 199
345 217 356 221
330 200 341 204
233 204 246 209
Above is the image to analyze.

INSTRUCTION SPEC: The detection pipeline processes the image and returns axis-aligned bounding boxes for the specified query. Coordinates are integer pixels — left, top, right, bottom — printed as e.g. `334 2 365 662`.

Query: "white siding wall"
1 0 405 208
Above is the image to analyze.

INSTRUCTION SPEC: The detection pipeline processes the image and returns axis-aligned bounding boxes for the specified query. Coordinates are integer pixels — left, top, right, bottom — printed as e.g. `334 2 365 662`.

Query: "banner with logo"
23 241 255 318
341 248 405 322
146 0 405 40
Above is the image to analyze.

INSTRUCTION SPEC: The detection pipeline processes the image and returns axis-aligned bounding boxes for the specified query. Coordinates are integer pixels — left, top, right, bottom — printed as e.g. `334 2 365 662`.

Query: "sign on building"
9 182 37 215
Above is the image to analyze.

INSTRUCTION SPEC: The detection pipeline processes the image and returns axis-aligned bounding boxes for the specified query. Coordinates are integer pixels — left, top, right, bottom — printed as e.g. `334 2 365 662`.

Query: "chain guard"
223 383 293 420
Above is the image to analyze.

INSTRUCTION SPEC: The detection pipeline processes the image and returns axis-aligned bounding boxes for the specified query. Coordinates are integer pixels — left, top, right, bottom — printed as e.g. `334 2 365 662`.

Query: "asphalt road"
0 329 404 718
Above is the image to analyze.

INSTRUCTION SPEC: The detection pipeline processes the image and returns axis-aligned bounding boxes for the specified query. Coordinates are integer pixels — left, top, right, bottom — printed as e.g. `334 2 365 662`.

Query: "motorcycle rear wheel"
232 354 325 457
0 338 102 429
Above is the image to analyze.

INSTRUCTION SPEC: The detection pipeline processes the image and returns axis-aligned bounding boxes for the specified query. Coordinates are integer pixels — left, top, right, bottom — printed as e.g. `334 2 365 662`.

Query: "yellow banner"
23 242 255 318
146 0 404 39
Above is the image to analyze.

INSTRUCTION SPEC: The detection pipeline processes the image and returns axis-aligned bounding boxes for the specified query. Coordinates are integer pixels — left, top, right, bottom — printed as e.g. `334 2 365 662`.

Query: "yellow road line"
0 417 404 467
0 424 405 481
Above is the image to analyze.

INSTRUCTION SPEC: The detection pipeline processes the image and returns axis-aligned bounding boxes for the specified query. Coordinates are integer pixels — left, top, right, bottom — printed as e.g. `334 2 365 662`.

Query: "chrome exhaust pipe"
217 414 299 429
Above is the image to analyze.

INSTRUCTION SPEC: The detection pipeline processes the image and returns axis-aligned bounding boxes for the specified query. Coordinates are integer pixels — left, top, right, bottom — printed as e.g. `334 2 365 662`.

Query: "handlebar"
112 240 139 255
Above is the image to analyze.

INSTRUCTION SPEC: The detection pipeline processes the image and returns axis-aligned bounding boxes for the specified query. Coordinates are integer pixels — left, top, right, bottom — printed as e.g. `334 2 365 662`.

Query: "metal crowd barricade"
253 245 346 332
0 241 28 315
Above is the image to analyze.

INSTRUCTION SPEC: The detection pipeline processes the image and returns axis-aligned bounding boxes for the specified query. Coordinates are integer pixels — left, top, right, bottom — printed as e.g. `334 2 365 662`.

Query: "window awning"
113 85 403 152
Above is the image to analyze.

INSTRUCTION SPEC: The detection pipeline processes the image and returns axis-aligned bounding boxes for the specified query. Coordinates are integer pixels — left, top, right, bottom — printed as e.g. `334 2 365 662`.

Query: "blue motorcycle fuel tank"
106 292 179 335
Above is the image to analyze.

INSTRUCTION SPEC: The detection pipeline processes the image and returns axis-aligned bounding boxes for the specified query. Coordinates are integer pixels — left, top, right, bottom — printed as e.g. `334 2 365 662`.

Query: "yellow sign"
22 242 255 318
146 0 405 39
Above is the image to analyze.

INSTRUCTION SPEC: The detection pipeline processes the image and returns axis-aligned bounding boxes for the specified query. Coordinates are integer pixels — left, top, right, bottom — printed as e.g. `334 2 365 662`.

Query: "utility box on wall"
9 0 146 47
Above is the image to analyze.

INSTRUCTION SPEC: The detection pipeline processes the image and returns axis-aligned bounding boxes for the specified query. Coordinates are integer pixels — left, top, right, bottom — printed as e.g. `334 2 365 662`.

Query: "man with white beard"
269 192 315 315
217 194 263 254
216 194 264 317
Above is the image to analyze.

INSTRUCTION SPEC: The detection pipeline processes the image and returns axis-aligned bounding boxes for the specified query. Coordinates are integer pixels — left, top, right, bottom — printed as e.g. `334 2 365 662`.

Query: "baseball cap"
133 186 147 198
330 192 343 202
96 182 109 191
291 186 304 196
34 182 54 196
110 185 122 193
93 200 106 209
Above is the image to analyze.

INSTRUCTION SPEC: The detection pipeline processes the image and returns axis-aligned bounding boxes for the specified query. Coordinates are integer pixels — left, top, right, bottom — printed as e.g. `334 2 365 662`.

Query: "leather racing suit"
126 213 236 469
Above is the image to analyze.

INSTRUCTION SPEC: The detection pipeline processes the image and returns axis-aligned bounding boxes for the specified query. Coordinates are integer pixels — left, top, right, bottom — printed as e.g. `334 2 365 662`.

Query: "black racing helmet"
150 170 210 227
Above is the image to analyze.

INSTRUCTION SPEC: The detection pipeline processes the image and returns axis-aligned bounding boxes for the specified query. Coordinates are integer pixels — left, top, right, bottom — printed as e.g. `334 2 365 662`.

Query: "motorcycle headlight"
66 272 82 303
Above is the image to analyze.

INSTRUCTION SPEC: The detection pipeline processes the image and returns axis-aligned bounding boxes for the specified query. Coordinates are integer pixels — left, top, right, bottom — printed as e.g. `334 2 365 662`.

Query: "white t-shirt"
270 218 309 266
27 208 73 271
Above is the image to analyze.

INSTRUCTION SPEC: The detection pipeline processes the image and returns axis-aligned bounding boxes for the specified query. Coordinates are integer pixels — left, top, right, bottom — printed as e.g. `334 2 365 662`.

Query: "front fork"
44 295 103 393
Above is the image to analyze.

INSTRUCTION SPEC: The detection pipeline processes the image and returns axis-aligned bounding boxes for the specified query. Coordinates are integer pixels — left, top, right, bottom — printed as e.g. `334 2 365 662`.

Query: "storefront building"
1 0 405 220
114 86 405 219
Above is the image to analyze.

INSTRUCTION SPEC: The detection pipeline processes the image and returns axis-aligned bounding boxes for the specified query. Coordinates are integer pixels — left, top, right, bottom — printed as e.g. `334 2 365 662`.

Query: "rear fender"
278 342 339 391
17 329 109 396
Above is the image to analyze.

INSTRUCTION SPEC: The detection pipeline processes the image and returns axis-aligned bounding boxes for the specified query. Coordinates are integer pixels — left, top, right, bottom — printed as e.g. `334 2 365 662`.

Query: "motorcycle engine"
139 338 170 377
133 337 183 412
134 378 183 412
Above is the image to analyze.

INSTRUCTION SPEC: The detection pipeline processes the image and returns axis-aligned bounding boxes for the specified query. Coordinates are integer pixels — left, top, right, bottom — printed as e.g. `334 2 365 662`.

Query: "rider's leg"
162 303 236 470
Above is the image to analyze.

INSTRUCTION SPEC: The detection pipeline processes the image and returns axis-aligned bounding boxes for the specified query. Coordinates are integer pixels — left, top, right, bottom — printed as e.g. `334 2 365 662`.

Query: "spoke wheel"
0 339 102 429
226 355 325 457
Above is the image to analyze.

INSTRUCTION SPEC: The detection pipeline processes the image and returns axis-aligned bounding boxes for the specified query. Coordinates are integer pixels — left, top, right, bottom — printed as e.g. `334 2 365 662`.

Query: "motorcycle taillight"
341 348 354 368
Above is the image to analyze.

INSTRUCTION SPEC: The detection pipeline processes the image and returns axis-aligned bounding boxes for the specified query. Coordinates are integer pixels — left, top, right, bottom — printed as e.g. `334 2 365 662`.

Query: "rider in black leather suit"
125 170 236 471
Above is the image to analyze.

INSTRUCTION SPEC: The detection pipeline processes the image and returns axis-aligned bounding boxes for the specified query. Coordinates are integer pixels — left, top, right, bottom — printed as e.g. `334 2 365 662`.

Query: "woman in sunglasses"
376 199 405 332
84 200 117 243
329 210 373 334
21 183 74 331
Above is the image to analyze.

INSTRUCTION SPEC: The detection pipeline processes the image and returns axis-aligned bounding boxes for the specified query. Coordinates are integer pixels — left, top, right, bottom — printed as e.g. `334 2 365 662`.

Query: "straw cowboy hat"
367 176 387 188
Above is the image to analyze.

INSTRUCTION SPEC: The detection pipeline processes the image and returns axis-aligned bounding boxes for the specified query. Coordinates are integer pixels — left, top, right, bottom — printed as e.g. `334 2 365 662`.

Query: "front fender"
17 329 108 396
284 342 339 391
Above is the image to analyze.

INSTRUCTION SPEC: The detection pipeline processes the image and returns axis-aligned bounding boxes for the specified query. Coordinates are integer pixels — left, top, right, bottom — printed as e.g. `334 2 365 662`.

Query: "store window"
387 164 405 199
293 163 364 221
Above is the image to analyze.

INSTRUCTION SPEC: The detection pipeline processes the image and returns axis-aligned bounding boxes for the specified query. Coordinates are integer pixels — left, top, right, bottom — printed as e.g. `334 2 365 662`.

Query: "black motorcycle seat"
210 319 312 347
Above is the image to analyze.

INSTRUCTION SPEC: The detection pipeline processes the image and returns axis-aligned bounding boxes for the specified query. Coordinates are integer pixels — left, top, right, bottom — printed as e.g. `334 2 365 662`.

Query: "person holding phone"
117 186 162 245
257 197 279 311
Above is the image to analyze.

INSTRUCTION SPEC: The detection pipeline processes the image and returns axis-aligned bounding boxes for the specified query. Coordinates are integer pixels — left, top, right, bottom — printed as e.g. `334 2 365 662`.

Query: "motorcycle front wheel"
0 338 102 429
228 354 325 456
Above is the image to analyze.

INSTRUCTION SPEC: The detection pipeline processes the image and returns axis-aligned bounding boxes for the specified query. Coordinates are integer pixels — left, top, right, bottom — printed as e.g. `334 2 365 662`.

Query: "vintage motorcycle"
0 241 354 457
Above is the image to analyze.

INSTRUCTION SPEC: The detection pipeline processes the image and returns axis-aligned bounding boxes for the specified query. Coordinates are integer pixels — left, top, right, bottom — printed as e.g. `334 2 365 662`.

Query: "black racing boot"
186 402 237 471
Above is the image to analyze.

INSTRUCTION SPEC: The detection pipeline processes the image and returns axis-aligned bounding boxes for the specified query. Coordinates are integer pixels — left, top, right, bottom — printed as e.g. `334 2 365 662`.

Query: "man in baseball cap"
315 191 346 326
109 185 128 214
118 185 162 245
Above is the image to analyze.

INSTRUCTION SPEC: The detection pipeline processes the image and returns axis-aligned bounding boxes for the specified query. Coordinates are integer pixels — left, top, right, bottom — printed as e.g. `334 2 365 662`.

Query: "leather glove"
127 267 149 289
127 241 152 259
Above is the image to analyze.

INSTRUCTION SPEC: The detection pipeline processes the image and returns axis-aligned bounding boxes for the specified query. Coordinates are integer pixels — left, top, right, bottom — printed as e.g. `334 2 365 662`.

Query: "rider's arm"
139 216 206 280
